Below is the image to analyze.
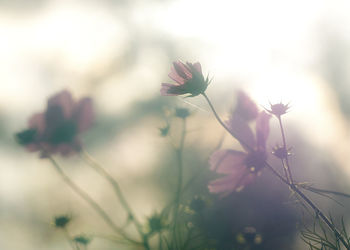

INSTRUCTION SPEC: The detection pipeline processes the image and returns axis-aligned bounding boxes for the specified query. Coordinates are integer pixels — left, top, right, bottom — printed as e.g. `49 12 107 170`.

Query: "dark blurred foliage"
184 166 298 250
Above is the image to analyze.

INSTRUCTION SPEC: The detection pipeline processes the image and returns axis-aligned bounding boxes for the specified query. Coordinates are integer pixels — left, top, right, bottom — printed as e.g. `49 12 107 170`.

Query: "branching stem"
47 156 137 245
82 152 150 250
202 92 350 250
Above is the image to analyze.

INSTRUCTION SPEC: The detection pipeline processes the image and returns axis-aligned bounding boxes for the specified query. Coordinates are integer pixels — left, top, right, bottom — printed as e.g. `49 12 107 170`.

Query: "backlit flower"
208 92 271 195
161 61 209 97
16 90 94 157
265 102 290 117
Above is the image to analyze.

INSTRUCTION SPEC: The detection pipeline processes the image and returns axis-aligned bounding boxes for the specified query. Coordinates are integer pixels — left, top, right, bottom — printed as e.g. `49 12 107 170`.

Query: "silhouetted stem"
301 186 350 198
81 152 150 250
280 159 290 183
278 116 294 184
202 92 350 250
47 156 137 244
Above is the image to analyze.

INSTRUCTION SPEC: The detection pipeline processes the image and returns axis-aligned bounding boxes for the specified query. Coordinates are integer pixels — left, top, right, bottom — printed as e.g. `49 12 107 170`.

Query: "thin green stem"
81 152 150 250
202 92 350 250
47 156 136 244
158 231 163 250
90 233 142 246
62 228 77 250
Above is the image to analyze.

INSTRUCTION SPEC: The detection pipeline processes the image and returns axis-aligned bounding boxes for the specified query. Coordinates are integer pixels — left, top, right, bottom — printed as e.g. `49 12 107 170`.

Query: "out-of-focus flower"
16 90 94 157
265 102 290 117
208 92 271 195
159 124 170 137
73 235 92 246
53 215 71 228
175 107 190 119
161 61 210 97
146 212 167 234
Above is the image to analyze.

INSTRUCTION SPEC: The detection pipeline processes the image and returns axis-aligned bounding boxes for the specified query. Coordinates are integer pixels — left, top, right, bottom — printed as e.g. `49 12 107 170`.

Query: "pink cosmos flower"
208 92 271 195
16 90 94 157
161 61 209 97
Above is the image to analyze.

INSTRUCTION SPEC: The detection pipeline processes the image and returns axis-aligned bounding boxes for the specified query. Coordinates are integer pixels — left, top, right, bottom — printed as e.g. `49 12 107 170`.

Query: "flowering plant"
15 62 350 250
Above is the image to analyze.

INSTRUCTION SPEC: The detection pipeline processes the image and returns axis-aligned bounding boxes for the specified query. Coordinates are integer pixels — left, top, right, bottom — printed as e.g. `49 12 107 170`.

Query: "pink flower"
208 92 271 195
161 61 209 97
16 90 94 157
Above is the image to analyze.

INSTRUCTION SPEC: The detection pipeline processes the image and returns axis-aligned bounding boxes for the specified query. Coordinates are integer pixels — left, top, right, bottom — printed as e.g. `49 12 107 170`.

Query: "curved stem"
82 152 150 250
202 92 350 249
62 228 77 250
47 156 136 244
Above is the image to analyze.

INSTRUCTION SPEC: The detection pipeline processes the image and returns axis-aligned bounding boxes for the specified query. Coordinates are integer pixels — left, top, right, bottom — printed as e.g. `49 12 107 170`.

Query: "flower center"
245 151 266 172
45 106 77 144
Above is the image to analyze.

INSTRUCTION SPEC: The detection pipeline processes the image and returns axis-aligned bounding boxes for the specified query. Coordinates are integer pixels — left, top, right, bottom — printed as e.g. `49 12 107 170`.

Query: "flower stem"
47 156 137 244
202 92 350 250
62 228 77 250
81 152 150 250
202 93 253 151
300 185 350 198
278 116 294 184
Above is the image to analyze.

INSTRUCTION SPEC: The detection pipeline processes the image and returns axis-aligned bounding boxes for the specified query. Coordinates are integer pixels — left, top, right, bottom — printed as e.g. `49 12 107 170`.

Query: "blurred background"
1 0 350 249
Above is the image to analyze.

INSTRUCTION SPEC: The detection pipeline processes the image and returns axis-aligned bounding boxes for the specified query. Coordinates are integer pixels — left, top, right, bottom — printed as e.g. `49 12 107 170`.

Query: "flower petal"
210 149 247 174
28 113 45 135
208 174 242 194
208 170 257 195
234 91 258 121
47 90 74 119
160 83 188 96
256 111 271 150
227 116 255 151
161 83 177 96
168 70 185 85
74 98 94 133
188 62 202 74
173 61 192 80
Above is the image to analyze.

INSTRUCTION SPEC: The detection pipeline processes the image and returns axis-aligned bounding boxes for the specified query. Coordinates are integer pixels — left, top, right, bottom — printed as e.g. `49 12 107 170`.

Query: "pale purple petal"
208 174 243 194
210 149 247 174
168 69 185 84
227 116 255 151
234 91 258 121
256 111 271 150
26 143 41 152
237 172 256 191
28 113 45 135
74 98 94 133
208 171 257 195
189 62 202 74
47 90 74 119
173 61 192 80
160 83 177 96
